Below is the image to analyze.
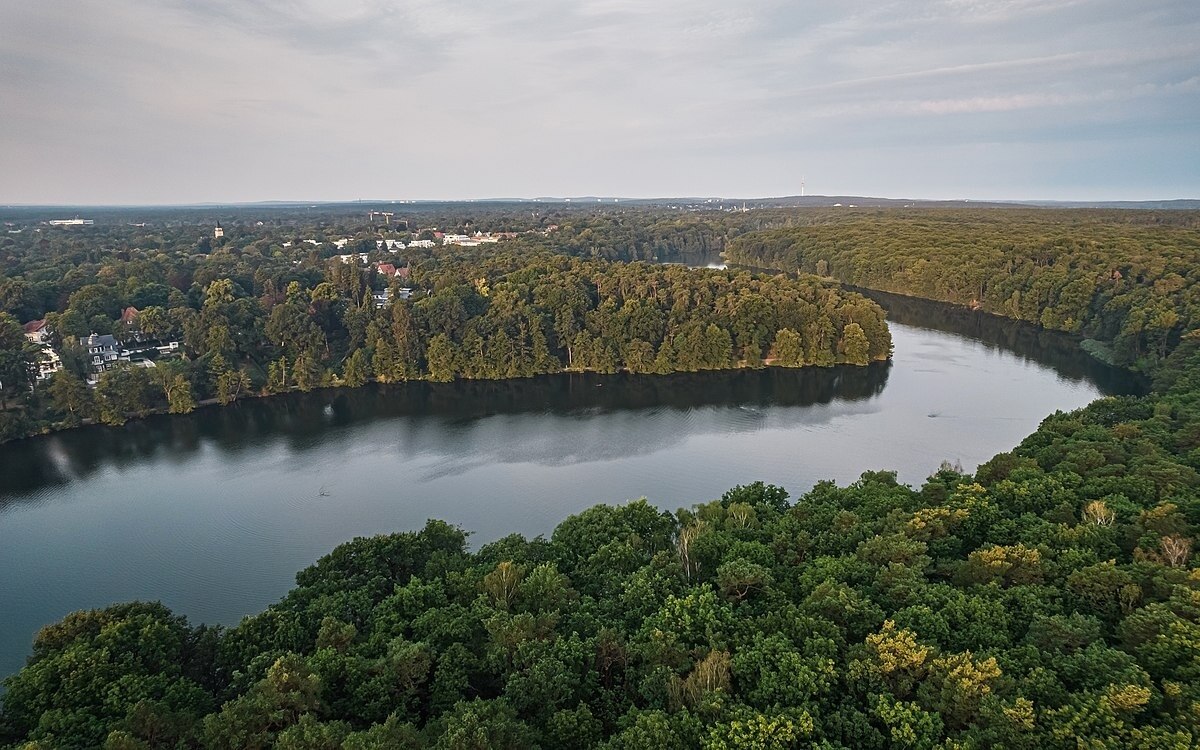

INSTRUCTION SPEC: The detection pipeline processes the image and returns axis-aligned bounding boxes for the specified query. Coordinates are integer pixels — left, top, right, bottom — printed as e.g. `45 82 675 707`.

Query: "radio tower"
801 178 806 197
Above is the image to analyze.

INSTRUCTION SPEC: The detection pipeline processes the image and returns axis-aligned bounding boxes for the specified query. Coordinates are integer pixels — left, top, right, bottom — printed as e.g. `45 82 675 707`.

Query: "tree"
0 602 214 750
840 322 871 365
426 334 457 382
342 349 370 388
624 339 656 374
294 352 320 392
217 369 251 405
267 357 290 394
433 699 535 750
47 369 95 424
94 364 157 425
201 655 322 750
162 373 196 414
770 328 804 367
0 312 36 406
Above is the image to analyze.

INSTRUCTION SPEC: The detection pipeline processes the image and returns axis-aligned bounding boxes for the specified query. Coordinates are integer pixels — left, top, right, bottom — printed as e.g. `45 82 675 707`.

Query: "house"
120 339 182 363
376 263 397 277
407 239 435 249
372 289 391 309
24 319 51 346
395 264 411 281
115 308 182 364
81 333 119 383
23 320 62 382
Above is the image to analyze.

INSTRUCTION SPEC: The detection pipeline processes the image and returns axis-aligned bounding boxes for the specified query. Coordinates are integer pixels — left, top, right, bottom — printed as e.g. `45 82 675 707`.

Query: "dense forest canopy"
0 206 892 443
4 205 1200 748
3 333 1200 748
724 210 1200 371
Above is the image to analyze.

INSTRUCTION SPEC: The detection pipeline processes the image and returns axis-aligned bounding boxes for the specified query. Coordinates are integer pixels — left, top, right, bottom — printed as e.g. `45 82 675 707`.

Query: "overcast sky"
1 0 1197 204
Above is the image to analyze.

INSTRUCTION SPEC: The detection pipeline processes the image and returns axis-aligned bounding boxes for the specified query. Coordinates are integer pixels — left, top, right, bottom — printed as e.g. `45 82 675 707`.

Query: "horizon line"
2 194 1198 210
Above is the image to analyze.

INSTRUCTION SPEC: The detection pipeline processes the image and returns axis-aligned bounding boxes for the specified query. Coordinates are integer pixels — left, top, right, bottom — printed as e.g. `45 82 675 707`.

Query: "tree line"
723 209 1200 371
3 332 1200 747
0 240 890 442
3 206 1200 747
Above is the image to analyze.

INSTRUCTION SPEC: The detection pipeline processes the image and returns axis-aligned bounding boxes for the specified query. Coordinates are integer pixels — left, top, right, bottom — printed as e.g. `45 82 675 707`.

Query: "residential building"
23 319 62 382
81 333 119 383
214 222 224 239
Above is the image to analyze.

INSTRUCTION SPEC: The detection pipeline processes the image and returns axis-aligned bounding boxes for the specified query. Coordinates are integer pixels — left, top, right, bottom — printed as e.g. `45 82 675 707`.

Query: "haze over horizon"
2 1 1198 204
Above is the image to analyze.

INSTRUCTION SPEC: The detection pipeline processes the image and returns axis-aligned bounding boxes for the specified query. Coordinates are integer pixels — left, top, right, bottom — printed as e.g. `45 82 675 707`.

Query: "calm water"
0 297 1143 678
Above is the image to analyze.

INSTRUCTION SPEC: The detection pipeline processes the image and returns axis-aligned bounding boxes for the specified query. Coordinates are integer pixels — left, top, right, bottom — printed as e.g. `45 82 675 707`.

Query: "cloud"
0 0 1196 202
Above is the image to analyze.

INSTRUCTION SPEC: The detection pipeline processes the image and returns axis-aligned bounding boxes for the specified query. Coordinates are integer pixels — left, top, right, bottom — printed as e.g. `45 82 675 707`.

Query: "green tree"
217 369 251 405
94 364 157 425
840 322 871 365
770 328 803 367
201 655 322 750
162 373 196 414
266 357 290 394
342 349 370 388
433 699 535 750
426 334 457 382
0 312 36 406
294 352 320 392
47 369 95 424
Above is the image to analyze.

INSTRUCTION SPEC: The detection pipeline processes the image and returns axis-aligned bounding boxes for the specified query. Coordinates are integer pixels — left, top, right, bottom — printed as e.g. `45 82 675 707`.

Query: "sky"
1 0 1197 204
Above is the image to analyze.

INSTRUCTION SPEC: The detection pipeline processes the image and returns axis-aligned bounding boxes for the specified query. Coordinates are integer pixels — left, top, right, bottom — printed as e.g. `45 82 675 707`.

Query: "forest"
3 205 1200 748
2 333 1200 748
0 208 892 443
723 209 1200 371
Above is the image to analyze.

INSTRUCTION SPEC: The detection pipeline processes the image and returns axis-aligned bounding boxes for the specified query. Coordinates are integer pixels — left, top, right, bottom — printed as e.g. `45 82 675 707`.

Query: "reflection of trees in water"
0 365 889 503
0 289 1149 507
855 288 1148 396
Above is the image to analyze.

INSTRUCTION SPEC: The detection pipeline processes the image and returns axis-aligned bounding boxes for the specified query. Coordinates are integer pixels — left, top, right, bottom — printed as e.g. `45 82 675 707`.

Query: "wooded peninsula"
2 204 1200 749
0 207 893 442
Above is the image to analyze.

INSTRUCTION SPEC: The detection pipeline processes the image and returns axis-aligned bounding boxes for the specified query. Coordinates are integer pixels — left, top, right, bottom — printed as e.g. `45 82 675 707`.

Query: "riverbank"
0 353 894 446
0 318 1135 681
4 323 1197 747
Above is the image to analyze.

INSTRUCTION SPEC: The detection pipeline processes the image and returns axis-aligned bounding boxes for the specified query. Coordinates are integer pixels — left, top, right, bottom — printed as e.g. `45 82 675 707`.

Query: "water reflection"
0 293 1148 680
0 365 891 505
856 287 1148 394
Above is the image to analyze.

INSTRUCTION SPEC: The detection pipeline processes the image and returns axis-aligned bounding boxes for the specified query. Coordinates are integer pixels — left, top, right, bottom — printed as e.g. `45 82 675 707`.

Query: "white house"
23 320 62 382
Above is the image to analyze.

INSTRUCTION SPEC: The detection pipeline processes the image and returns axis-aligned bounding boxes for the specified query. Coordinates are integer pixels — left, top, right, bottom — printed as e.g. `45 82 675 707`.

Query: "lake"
0 294 1144 678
